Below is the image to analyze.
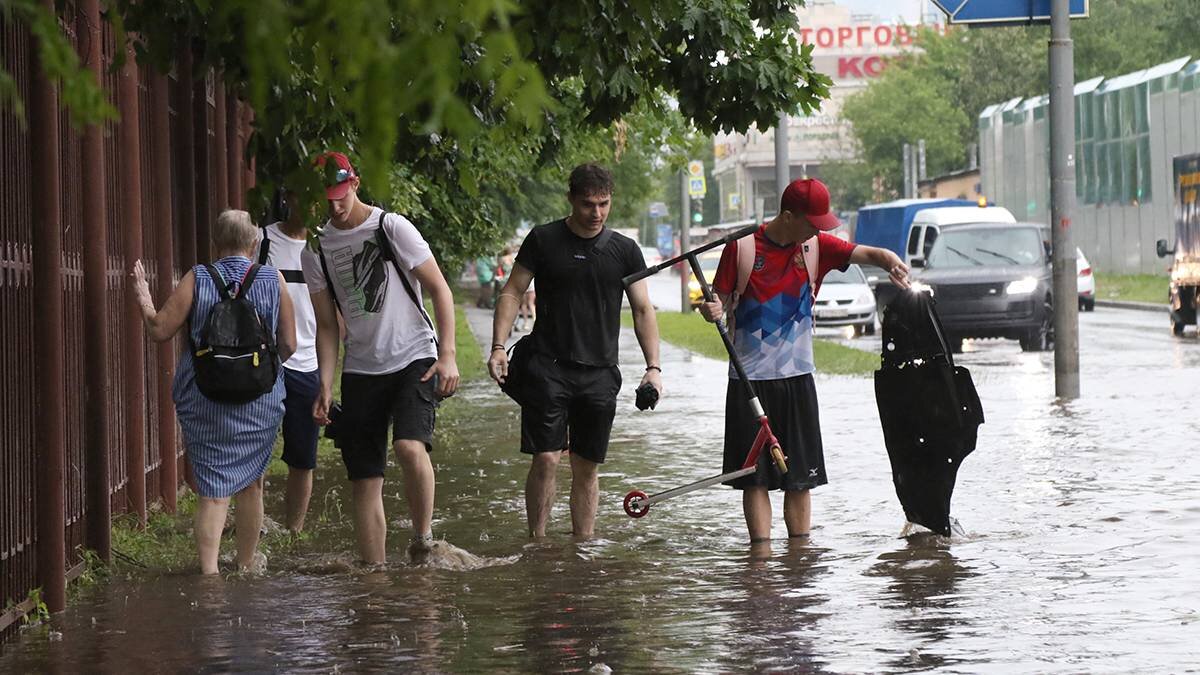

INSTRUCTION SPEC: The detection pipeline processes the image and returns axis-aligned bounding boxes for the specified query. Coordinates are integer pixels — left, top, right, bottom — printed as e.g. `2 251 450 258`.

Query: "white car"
814 264 877 336
640 245 664 268
1077 247 1095 311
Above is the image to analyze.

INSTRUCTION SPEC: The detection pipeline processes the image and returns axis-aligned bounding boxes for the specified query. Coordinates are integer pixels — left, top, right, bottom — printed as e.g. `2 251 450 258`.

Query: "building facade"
712 2 946 222
979 57 1200 275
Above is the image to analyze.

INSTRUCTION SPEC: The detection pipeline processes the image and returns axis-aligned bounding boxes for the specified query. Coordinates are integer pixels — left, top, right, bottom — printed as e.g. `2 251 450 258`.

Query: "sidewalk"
1095 298 1168 313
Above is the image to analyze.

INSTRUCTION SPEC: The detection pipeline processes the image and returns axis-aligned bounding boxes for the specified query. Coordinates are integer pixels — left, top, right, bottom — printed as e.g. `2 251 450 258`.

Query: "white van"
906 206 1016 268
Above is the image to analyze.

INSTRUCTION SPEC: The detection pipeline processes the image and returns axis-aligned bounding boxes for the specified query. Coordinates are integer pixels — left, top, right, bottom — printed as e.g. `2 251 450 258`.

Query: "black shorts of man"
699 178 910 544
488 163 663 539
301 152 461 563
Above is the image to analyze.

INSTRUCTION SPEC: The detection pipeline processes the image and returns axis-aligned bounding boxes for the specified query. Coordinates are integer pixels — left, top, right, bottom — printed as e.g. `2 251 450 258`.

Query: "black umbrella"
874 290 984 536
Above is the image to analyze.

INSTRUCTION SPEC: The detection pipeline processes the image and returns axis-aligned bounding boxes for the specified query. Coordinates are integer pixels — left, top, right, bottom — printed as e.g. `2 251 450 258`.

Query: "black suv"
907 222 1052 352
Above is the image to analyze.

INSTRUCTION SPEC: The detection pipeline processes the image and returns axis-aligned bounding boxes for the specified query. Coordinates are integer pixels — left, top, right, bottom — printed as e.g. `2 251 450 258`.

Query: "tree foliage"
3 1 834 268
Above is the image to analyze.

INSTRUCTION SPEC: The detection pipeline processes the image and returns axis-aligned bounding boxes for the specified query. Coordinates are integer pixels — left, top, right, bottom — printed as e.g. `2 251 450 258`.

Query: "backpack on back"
191 263 279 403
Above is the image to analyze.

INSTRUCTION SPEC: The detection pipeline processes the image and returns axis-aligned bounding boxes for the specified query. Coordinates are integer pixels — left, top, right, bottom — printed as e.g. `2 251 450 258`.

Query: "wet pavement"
2 293 1198 672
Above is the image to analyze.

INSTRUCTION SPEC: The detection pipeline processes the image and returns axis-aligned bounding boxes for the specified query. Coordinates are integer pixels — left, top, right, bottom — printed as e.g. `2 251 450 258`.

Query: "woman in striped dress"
132 210 296 574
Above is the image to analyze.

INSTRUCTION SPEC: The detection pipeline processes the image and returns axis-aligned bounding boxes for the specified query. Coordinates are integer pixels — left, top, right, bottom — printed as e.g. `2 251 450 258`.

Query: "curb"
1095 299 1169 313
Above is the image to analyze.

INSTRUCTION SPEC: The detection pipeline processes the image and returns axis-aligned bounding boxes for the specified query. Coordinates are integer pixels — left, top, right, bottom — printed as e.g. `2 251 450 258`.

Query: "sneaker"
408 533 434 562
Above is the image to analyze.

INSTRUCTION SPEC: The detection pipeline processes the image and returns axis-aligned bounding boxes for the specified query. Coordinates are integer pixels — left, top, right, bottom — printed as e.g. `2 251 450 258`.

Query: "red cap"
780 178 840 231
315 152 357 200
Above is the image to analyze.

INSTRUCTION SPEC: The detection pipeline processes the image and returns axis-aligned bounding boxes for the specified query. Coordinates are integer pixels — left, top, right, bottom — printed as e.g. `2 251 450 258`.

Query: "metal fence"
0 3 255 642
979 56 1200 275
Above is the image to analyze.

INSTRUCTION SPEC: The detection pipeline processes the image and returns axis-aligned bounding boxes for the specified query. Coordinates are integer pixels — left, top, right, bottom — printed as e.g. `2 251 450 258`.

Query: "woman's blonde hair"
212 209 259 255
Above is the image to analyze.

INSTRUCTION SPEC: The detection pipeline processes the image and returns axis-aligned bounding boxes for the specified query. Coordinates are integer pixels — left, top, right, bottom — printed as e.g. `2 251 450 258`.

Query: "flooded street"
2 293 1198 672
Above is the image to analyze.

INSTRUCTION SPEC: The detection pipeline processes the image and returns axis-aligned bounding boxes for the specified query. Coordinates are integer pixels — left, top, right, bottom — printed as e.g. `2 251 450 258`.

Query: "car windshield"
926 227 1043 268
823 264 867 284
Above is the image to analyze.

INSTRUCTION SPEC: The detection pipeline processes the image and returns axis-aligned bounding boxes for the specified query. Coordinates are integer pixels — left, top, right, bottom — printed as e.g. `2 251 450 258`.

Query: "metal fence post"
80 0 112 562
31 0 67 612
150 70 178 511
190 65 209 264
227 94 243 208
118 42 147 525
213 80 229 216
178 47 200 268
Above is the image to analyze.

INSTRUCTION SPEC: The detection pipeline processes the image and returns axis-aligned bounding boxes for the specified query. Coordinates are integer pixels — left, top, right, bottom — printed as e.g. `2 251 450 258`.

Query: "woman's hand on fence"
131 260 153 311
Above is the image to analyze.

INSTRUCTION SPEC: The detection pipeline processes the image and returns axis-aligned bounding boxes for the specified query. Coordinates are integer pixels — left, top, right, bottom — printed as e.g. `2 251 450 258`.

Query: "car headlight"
910 281 934 296
856 292 875 305
1005 277 1038 295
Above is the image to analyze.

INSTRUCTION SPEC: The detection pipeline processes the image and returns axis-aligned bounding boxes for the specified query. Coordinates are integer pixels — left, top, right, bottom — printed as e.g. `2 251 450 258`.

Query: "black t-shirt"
515 219 647 366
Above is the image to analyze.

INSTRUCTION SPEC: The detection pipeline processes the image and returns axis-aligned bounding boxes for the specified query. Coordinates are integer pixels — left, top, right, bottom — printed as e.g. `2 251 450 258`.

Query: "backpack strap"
257 234 271 265
797 235 819 303
315 243 342 316
591 226 615 252
203 263 232 301
373 212 439 346
234 263 261 299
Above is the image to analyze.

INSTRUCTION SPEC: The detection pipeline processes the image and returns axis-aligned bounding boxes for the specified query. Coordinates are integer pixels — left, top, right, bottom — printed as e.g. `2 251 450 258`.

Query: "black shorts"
520 353 621 464
281 367 321 470
337 357 437 481
723 373 827 492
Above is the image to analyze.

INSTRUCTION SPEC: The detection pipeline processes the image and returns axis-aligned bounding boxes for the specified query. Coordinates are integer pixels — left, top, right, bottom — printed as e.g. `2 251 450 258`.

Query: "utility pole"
917 138 927 181
680 170 691 313
1049 0 1080 398
775 111 790 204
902 144 913 198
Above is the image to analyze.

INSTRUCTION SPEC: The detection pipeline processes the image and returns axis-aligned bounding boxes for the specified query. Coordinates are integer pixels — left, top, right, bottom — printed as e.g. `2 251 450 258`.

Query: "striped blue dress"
173 256 286 498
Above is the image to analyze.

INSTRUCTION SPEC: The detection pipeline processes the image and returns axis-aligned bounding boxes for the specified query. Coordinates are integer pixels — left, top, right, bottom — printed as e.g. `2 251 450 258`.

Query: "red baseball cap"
314 151 357 200
780 178 841 231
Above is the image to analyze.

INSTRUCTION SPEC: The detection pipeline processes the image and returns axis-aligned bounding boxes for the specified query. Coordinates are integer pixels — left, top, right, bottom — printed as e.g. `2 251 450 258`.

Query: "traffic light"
690 198 704 225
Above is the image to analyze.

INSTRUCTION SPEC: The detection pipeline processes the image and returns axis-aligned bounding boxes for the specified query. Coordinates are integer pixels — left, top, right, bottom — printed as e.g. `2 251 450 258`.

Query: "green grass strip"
1093 273 1168 305
625 310 878 376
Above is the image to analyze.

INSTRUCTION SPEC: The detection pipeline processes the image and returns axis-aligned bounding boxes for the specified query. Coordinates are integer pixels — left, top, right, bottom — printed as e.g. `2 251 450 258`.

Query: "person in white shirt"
258 190 321 532
301 152 460 563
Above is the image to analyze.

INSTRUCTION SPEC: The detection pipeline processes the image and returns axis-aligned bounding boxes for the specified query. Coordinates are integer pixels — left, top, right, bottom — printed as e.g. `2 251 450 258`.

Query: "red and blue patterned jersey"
712 226 856 380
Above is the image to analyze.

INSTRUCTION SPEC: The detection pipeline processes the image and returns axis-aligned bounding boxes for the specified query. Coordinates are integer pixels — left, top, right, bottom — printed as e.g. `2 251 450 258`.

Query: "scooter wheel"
623 490 650 518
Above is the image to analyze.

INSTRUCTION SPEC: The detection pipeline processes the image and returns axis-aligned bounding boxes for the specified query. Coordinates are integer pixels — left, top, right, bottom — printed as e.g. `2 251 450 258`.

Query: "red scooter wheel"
623 490 650 518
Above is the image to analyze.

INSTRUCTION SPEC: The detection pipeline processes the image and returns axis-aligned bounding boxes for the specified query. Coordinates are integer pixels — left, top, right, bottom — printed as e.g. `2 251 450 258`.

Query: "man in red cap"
301 151 460 563
698 178 909 544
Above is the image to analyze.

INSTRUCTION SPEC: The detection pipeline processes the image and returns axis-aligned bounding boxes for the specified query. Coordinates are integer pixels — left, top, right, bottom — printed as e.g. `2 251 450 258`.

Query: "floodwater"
2 303 1199 672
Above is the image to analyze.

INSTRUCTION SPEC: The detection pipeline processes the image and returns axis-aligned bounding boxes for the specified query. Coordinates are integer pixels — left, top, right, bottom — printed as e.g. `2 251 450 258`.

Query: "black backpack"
191 263 280 403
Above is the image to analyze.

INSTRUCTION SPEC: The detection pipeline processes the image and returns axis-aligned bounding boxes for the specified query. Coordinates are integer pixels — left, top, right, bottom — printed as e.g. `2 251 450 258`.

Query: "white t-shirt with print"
300 207 437 375
262 222 318 372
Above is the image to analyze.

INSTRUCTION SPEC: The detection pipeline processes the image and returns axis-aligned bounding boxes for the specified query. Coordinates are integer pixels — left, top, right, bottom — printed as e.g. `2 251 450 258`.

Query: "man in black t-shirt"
488 163 663 538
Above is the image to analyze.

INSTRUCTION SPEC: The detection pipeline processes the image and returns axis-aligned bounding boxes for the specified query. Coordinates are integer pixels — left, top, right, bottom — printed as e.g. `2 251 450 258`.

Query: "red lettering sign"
838 56 888 79
837 26 853 46
816 27 834 47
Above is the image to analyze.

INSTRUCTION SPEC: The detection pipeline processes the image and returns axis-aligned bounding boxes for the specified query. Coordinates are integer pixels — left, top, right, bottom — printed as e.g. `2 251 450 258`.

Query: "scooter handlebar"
621 224 759 289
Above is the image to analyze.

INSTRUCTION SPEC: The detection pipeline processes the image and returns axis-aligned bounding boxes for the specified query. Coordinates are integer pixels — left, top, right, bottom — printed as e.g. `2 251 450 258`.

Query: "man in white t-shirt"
301 152 460 563
259 190 320 533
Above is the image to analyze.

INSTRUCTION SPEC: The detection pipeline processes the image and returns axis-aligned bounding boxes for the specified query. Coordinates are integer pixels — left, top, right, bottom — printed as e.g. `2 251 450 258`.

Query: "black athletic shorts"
520 352 621 464
337 357 437 481
281 367 321 470
723 373 827 492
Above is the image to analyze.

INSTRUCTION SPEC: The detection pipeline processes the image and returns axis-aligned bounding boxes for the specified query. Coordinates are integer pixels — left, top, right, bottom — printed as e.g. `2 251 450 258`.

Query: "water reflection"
866 534 977 670
3 308 1200 670
712 539 831 672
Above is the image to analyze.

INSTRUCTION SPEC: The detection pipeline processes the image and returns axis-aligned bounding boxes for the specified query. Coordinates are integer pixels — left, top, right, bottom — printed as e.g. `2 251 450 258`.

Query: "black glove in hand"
635 382 659 411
